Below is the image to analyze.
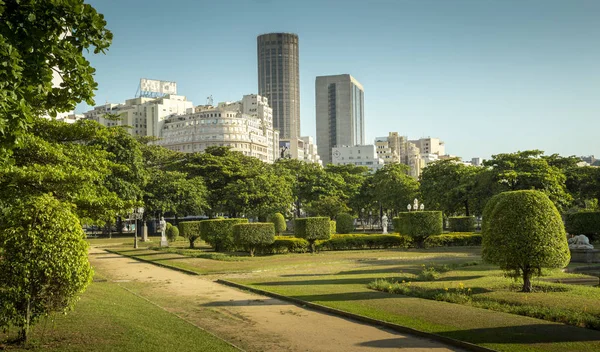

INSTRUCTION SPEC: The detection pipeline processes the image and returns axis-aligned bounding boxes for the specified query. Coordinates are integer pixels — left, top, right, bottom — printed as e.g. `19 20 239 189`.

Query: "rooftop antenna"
207 95 214 106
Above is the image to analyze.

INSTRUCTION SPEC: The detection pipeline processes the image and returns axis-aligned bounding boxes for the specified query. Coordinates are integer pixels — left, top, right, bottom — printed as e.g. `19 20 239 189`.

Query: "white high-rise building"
331 145 385 172
409 137 445 156
83 94 194 137
300 136 322 165
157 94 280 163
375 132 424 179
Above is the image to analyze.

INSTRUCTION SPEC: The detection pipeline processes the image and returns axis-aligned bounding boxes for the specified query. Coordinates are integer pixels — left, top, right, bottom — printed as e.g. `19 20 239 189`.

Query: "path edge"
217 279 496 352
103 248 201 276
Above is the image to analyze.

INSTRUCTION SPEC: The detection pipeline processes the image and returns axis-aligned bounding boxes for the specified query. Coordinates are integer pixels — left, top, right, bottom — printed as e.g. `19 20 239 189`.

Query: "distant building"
83 94 194 137
331 145 385 172
409 137 445 156
580 155 597 165
375 132 423 178
55 113 84 124
156 94 279 163
279 137 322 165
315 74 365 165
300 136 322 165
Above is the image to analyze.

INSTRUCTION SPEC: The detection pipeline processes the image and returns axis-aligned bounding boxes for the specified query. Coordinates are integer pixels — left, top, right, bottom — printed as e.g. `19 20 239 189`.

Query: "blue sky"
79 0 600 160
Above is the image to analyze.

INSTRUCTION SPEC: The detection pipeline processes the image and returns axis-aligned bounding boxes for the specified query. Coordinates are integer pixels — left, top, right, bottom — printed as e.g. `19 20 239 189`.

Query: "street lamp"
361 208 365 230
369 211 373 231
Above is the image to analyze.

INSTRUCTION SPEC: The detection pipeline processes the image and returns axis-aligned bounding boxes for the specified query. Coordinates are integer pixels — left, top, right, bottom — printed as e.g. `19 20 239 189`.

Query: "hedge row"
258 236 309 254
295 217 331 252
424 233 482 248
448 216 476 232
317 234 412 251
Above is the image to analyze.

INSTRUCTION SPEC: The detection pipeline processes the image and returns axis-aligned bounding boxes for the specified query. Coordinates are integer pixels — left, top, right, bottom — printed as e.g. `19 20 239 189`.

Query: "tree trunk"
19 298 31 343
464 200 470 217
309 241 315 253
522 269 532 292
250 247 255 257
189 238 195 249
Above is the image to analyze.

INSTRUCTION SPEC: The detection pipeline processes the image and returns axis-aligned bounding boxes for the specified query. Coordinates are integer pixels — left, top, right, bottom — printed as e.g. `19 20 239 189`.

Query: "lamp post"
361 208 365 230
407 199 425 212
369 211 373 231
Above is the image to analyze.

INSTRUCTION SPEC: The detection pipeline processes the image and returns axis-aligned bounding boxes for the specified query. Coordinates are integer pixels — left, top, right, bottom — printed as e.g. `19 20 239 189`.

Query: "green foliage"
233 223 275 256
371 164 419 213
482 190 570 292
178 221 202 249
258 236 309 254
424 233 482 247
330 220 337 235
316 234 413 251
565 212 600 241
336 213 355 234
306 195 351 218
0 194 93 342
269 213 286 235
294 217 332 252
448 216 476 232
0 0 112 163
393 211 443 245
420 159 484 216
165 223 179 242
200 218 248 252
144 171 208 218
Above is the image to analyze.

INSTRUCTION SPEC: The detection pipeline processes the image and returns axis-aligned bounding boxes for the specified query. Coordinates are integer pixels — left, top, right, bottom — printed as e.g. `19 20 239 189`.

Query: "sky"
78 0 600 160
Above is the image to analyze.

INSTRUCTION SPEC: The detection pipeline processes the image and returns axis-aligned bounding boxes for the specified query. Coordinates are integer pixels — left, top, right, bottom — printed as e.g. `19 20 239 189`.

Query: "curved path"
89 247 466 352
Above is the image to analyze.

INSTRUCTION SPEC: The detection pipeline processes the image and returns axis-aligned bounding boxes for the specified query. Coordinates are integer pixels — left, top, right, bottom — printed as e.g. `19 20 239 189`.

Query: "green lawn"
107 245 600 352
0 276 238 352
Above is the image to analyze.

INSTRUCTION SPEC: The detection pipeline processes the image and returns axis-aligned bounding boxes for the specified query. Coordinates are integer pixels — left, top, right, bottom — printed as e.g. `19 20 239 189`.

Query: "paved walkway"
89 248 466 352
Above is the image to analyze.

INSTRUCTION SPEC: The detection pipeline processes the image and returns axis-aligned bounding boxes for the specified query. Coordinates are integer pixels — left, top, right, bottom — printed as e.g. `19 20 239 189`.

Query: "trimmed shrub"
294 217 331 252
330 220 336 235
233 223 275 256
424 233 482 248
565 212 600 242
258 236 309 254
178 221 202 249
200 218 248 252
269 213 286 235
336 213 355 234
482 190 570 292
393 211 443 246
165 222 179 242
448 216 476 232
317 234 412 251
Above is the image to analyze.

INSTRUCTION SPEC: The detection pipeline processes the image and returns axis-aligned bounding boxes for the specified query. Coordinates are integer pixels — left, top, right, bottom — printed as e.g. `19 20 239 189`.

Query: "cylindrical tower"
257 33 300 141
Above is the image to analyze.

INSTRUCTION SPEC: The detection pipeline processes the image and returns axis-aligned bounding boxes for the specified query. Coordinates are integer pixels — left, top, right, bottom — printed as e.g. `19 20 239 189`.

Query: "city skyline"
76 0 600 160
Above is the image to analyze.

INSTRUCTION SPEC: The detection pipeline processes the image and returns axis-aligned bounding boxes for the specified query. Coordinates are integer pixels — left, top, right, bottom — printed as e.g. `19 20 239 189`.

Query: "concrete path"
89 248 466 352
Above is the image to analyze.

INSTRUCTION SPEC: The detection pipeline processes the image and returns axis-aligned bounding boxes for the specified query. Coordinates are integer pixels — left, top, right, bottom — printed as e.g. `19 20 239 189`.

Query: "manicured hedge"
200 218 248 252
258 236 309 254
565 212 600 241
178 221 202 248
317 234 412 251
393 211 443 245
448 216 476 232
233 223 275 256
424 233 482 248
336 213 355 234
165 222 179 242
269 213 286 235
294 217 331 252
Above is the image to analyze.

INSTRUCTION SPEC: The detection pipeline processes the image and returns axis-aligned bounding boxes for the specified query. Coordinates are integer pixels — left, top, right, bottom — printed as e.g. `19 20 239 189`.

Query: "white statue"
568 234 594 250
382 214 389 234
159 217 168 247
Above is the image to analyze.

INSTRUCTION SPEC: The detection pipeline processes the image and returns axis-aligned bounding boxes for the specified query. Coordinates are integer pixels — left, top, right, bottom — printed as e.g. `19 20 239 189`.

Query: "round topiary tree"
166 222 179 242
233 223 275 257
336 213 355 234
482 190 570 292
0 194 93 342
269 213 286 236
294 217 331 253
178 221 202 249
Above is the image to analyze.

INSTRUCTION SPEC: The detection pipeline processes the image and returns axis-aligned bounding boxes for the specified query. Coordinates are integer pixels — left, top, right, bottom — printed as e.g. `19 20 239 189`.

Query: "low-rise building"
332 145 385 172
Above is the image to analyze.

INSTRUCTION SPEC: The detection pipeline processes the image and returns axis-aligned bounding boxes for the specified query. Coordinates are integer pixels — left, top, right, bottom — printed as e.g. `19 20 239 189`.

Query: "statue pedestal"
142 223 148 242
570 249 600 263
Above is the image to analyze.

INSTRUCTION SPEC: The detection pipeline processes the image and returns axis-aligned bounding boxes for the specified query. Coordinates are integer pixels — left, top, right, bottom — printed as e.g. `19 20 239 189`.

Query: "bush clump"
269 213 287 235
482 190 570 292
294 217 331 253
448 216 476 232
233 223 275 256
393 211 443 246
424 233 482 247
565 212 600 242
165 222 179 242
200 218 248 252
336 213 355 234
317 234 412 251
178 221 202 248
258 236 309 254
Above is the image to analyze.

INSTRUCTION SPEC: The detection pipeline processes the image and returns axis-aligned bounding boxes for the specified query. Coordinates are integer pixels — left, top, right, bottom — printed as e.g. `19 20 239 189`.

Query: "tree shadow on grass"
440 324 600 345
291 290 405 302
201 298 285 307
255 277 379 286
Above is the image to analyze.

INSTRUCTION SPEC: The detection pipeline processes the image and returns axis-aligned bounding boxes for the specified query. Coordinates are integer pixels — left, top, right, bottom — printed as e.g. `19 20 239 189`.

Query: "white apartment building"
56 113 84 124
375 132 424 178
157 94 280 163
332 145 385 172
83 95 194 137
300 136 322 166
409 137 445 156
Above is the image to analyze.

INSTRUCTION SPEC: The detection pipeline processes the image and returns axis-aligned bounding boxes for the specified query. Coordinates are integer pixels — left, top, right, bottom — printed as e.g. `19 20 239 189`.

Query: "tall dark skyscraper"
257 33 300 141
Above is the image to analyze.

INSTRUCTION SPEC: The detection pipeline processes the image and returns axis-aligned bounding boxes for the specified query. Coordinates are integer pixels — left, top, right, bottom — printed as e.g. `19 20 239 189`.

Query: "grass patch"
0 279 237 351
152 247 247 261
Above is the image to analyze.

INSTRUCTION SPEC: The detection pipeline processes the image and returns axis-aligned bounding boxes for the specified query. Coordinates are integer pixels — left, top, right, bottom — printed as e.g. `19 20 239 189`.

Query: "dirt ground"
89 247 466 352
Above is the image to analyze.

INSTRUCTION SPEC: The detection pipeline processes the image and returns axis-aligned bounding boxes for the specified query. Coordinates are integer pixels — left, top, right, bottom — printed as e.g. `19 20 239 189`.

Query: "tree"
269 213 286 236
305 195 351 219
371 164 419 215
233 223 275 257
0 194 93 342
482 190 570 292
143 170 208 218
325 164 369 213
420 158 484 216
0 0 112 164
